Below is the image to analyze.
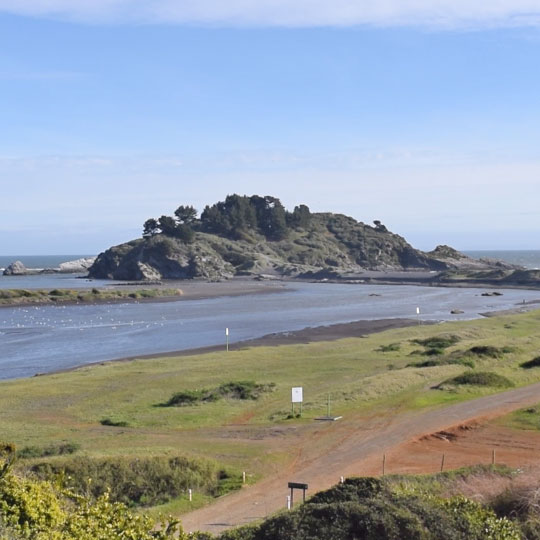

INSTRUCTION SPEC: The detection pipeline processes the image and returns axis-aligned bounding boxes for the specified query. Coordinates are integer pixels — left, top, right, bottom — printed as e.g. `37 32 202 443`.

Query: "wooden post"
242 471 246 484
188 489 192 502
440 453 445 472
382 454 386 476
492 449 496 465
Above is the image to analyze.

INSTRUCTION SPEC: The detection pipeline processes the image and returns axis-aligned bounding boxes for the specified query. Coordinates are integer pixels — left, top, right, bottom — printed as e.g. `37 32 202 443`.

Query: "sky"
0 1 539 254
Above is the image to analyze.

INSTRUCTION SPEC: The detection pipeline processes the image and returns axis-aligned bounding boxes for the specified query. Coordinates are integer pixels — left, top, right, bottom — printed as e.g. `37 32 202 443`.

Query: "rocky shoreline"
2 257 96 276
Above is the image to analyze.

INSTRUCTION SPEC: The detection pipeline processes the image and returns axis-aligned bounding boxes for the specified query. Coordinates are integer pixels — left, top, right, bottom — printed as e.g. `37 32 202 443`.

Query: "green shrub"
17 442 80 459
160 381 275 407
0 468 179 539
440 371 513 388
27 455 234 507
408 357 474 369
520 356 540 369
411 335 460 350
100 418 129 427
466 346 506 358
216 474 521 540
377 343 401 352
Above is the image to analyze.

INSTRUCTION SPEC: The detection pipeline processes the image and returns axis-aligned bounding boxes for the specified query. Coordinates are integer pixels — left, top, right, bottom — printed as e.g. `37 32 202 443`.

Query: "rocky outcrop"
3 261 28 276
89 209 513 282
57 257 96 273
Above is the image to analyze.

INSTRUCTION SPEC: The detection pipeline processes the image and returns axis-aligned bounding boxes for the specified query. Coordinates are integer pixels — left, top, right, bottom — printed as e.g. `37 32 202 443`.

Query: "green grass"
1 309 540 515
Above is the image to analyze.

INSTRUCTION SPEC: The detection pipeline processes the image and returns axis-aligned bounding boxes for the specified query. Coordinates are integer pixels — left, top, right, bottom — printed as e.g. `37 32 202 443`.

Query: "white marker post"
291 386 303 416
225 327 229 352
416 306 420 325
286 495 291 510
188 489 192 502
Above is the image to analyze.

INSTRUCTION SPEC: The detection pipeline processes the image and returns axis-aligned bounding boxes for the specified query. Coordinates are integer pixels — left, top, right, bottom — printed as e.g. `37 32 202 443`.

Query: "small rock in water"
3 260 27 275
450 309 464 314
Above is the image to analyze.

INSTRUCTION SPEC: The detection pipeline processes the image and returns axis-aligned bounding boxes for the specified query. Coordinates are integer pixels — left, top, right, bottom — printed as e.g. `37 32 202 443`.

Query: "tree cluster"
142 205 197 243
142 196 312 242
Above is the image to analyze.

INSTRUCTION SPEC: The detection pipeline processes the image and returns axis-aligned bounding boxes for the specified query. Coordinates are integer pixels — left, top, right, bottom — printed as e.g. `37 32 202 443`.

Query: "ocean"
463 250 540 270
2 281 540 380
0 255 93 271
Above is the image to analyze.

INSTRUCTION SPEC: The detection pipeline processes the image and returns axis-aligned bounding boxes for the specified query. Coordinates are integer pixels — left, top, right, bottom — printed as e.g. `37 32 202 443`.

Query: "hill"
88 195 505 281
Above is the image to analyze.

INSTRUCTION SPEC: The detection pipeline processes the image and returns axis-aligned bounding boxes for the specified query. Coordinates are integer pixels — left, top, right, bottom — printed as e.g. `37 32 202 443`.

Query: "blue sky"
0 1 539 254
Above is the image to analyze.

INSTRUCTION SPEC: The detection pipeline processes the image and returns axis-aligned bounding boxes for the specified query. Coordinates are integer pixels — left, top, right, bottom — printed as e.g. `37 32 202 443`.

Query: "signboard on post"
291 387 303 403
291 386 303 416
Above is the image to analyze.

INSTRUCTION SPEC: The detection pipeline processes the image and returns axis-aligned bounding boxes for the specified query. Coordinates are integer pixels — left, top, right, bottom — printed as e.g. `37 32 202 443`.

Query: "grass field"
2 308 540 514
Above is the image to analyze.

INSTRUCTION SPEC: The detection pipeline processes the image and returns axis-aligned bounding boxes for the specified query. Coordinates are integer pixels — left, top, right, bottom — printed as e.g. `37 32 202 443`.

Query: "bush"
100 418 129 427
466 346 508 358
377 343 401 352
0 468 179 539
411 335 460 350
160 381 275 407
408 357 475 369
17 442 80 459
28 455 235 507
440 371 513 388
520 356 540 369
215 474 521 540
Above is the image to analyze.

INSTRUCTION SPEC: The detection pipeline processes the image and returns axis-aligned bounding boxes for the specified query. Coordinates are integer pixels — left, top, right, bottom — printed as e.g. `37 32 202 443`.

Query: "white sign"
225 327 229 336
291 387 303 403
416 307 420 315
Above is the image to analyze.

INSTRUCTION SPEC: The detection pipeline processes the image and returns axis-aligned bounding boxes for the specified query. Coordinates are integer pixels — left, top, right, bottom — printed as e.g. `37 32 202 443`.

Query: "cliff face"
89 210 501 281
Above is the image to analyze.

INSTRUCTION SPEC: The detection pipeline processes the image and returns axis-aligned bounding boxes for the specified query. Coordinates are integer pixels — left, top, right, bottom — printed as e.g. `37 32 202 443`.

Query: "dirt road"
180 381 540 534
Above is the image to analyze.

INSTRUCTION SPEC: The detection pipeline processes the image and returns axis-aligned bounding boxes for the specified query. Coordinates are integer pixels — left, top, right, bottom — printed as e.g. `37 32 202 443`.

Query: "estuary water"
1 282 540 381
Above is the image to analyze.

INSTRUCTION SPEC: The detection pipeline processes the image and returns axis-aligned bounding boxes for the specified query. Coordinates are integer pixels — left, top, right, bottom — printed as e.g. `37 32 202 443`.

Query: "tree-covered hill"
88 194 505 281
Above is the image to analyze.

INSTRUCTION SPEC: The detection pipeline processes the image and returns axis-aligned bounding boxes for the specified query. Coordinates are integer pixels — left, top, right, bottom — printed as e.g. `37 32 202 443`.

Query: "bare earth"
181 382 540 534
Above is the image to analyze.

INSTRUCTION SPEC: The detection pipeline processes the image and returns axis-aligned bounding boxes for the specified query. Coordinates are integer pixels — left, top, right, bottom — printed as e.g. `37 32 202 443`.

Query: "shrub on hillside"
17 442 80 459
439 371 513 388
28 455 234 507
520 356 540 369
161 381 275 407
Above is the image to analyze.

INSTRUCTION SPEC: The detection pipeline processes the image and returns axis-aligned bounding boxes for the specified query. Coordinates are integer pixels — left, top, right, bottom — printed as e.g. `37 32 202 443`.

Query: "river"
1 282 539 380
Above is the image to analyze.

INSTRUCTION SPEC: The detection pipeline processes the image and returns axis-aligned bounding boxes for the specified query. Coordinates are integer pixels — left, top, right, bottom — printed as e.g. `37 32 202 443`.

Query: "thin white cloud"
2 0 540 28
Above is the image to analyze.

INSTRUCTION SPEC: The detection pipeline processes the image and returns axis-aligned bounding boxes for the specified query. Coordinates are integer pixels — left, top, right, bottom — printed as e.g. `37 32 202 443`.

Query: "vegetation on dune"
465 345 513 359
520 356 540 369
17 443 80 460
160 381 276 407
411 335 461 350
26 455 240 508
6 440 538 540
0 444 181 540
407 356 475 369
212 470 521 540
439 371 514 389
0 288 183 306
